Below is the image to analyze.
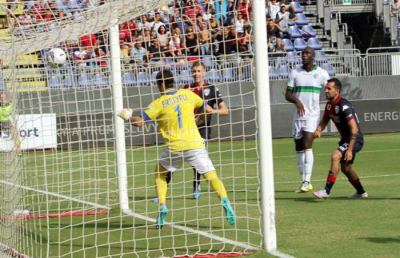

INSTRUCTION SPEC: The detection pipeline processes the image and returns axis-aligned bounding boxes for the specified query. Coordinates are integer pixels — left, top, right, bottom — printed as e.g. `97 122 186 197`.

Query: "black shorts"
337 139 363 164
198 126 212 140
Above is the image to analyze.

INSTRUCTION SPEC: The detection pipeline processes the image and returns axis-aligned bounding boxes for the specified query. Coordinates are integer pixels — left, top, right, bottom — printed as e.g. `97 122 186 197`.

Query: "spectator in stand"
267 0 281 23
208 13 221 36
94 47 109 74
238 0 252 22
217 26 237 57
202 1 215 21
169 27 184 57
235 11 246 36
153 12 166 34
275 4 290 37
267 18 284 52
147 38 165 63
194 13 205 30
184 26 200 56
125 19 138 38
391 0 400 20
226 0 237 25
238 25 252 57
287 5 298 23
198 21 211 55
170 7 186 33
120 43 131 68
79 33 97 49
141 14 154 32
120 23 134 44
185 0 203 27
130 41 148 65
156 25 171 55
214 0 228 25
142 28 153 50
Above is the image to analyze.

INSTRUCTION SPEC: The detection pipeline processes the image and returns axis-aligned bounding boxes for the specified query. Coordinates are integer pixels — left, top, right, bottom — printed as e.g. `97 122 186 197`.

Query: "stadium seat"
288 25 302 39
48 75 63 89
78 73 90 88
122 72 136 86
94 73 109 87
202 55 214 69
307 37 322 50
268 66 280 80
287 51 300 64
293 38 307 51
137 71 149 86
315 50 327 63
177 69 193 84
150 70 159 84
222 67 236 82
291 1 304 13
283 38 295 52
279 64 290 79
206 69 222 83
240 62 252 81
321 63 335 76
288 20 296 26
301 25 317 38
295 13 308 26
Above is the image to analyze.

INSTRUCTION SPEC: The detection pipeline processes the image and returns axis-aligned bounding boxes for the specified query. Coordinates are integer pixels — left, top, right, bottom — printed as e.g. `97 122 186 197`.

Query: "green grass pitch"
13 133 400 257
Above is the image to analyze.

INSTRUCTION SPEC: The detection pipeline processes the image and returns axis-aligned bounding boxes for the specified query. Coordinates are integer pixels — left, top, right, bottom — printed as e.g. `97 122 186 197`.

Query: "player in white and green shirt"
285 47 330 193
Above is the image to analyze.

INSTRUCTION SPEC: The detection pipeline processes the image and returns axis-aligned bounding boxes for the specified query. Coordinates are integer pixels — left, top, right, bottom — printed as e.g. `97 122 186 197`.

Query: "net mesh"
0 0 261 257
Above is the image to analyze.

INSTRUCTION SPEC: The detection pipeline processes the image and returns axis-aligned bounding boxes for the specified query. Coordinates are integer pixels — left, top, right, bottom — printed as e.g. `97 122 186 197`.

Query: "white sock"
296 151 305 180
303 149 314 182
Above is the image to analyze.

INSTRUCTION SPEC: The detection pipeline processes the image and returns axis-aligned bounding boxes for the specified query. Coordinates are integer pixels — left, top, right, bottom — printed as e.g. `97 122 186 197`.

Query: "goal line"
0 179 259 251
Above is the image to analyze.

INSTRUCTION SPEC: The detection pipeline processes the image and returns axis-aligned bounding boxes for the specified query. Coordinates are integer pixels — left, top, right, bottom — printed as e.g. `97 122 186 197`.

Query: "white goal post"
0 0 290 257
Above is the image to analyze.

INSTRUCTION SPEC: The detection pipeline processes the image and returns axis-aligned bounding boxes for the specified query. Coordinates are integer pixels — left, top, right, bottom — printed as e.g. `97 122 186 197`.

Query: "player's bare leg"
154 163 169 228
313 149 341 199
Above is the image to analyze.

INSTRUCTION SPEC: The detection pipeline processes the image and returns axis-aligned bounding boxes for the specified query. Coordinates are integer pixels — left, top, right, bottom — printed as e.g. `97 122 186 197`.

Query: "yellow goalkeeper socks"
203 171 227 199
155 165 168 205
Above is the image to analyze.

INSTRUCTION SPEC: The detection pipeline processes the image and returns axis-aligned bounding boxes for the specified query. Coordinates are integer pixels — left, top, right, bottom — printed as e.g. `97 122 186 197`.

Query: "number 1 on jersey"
174 105 182 128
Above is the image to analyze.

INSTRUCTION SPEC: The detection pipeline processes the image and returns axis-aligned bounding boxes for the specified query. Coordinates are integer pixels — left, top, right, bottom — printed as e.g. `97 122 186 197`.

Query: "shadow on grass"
360 236 400 243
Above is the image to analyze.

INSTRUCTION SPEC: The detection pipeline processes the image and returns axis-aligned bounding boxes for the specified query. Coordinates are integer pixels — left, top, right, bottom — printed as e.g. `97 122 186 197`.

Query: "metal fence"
2 49 400 90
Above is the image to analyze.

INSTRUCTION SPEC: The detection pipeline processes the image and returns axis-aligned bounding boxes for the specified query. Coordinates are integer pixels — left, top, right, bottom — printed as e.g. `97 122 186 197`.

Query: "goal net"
0 0 262 257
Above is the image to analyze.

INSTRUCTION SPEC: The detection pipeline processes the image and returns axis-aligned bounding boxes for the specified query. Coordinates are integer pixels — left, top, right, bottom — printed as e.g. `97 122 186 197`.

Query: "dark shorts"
337 139 363 164
198 126 212 140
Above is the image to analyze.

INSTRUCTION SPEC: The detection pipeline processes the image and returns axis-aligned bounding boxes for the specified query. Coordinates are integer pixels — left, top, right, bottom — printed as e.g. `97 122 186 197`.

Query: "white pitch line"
0 180 110 210
269 249 296 258
273 148 400 159
0 179 260 251
275 173 400 184
122 209 260 251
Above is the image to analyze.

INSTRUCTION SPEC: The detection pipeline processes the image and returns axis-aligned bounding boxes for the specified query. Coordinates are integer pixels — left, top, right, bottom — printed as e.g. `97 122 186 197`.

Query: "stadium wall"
18 76 400 148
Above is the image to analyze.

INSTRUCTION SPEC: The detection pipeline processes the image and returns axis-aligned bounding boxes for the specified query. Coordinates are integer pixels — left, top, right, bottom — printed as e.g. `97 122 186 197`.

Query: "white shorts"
159 148 215 174
292 117 319 140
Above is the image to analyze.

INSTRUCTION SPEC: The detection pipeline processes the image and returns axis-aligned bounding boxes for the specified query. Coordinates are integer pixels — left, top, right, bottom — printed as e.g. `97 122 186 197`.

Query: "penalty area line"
0 179 110 210
122 209 260 251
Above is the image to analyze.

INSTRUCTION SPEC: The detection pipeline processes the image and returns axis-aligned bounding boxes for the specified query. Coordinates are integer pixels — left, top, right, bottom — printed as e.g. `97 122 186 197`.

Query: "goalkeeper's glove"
118 108 133 121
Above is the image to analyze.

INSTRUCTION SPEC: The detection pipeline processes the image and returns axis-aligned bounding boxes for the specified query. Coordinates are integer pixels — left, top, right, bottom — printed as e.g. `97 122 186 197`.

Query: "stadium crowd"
2 0 302 69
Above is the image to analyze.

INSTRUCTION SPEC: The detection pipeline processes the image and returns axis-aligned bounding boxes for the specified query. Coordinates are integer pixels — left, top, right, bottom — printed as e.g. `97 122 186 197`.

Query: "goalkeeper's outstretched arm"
118 108 145 127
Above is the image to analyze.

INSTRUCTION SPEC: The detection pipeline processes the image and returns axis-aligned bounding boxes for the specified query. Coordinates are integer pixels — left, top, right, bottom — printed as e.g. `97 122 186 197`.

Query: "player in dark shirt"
183 61 229 199
312 78 368 199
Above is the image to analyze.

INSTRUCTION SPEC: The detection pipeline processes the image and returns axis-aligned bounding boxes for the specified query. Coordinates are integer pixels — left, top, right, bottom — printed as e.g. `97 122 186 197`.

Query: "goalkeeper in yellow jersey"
0 91 13 135
119 69 235 228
